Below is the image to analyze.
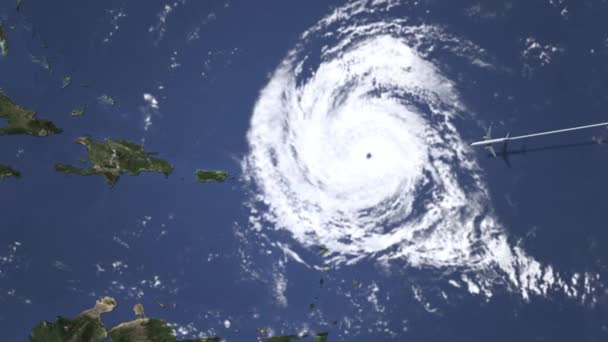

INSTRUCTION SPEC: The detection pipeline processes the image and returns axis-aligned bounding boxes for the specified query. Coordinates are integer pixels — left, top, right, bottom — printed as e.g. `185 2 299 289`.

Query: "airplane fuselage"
470 137 509 147
471 121 608 148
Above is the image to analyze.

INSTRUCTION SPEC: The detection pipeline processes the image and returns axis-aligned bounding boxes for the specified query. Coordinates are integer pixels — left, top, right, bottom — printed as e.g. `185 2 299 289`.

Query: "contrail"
471 121 608 147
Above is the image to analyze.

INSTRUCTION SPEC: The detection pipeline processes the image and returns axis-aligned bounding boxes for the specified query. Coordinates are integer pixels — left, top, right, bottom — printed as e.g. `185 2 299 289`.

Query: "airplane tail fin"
484 124 493 140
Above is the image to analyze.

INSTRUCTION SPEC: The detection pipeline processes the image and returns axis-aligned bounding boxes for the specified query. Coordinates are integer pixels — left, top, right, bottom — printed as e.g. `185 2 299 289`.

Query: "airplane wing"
485 145 497 158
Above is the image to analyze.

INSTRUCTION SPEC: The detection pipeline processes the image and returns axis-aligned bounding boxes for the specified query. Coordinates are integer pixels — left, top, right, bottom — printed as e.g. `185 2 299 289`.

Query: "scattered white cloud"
366 282 385 313
149 0 188 44
549 0 569 20
143 93 159 110
186 27 201 43
109 280 144 299
94 263 106 274
149 4 174 44
113 236 131 249
140 215 152 227
111 260 128 274
140 275 163 289
448 279 461 288
103 8 127 44
52 260 72 272
0 242 25 279
411 285 439 313
522 36 564 76
0 242 31 304
273 269 288 307
200 48 240 79
186 12 217 43
464 2 512 21
169 50 181 70
141 93 160 132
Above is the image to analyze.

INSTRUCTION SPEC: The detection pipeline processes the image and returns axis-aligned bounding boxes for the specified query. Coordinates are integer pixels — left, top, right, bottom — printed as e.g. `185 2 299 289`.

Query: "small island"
195 170 228 183
55 137 174 186
0 164 20 179
70 105 86 116
0 90 62 136
97 94 115 106
61 76 72 89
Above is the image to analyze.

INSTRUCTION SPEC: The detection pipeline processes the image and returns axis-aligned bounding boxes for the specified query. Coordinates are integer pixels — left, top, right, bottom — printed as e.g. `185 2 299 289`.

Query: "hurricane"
241 0 598 301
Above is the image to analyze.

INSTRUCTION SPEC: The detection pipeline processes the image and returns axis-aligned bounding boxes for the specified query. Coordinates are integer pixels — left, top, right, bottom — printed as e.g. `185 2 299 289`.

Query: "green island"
195 170 229 183
30 297 117 342
31 299 220 342
109 318 220 342
70 105 86 116
61 76 72 89
0 90 62 136
29 53 52 73
0 21 7 56
55 137 174 186
97 94 115 106
0 164 20 179
31 299 330 341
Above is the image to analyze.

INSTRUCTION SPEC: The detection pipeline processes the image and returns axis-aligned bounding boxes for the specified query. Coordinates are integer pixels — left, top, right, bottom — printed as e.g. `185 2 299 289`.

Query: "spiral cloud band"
242 1 597 301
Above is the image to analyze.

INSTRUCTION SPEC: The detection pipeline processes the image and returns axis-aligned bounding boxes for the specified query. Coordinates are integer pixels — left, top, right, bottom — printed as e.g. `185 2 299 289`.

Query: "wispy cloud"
149 0 188 44
141 93 160 132
103 8 127 44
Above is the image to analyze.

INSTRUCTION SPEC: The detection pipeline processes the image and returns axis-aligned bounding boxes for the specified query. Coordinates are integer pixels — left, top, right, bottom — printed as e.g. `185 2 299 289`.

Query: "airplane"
471 121 608 167
474 125 510 159
471 121 608 156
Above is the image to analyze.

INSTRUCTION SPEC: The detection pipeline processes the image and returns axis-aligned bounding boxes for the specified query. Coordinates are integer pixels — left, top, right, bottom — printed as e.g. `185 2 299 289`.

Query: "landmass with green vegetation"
29 53 52 74
61 76 72 89
0 21 7 56
30 297 117 342
55 137 174 186
0 90 62 136
97 94 115 106
195 170 228 183
109 317 221 342
31 299 331 341
55 137 173 186
70 105 86 116
32 300 221 342
0 164 20 179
